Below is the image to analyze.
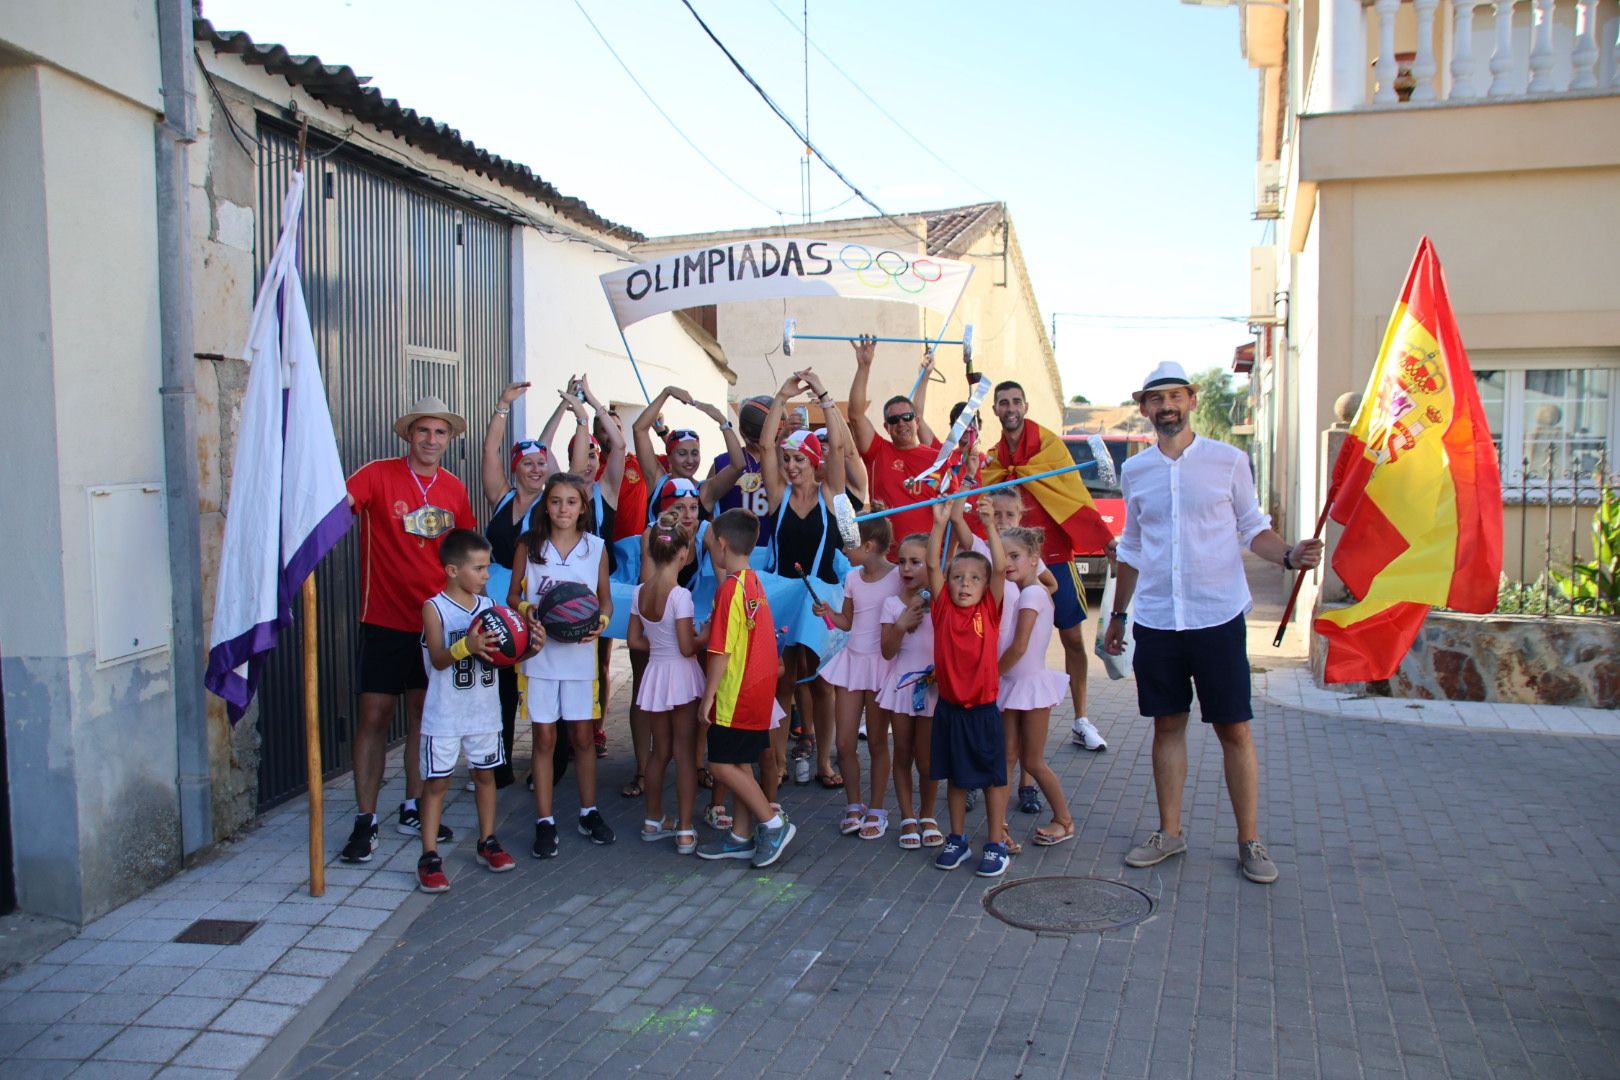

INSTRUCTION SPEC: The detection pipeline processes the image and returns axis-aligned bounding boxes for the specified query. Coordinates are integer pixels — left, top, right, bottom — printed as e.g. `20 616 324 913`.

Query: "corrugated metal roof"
196 17 643 243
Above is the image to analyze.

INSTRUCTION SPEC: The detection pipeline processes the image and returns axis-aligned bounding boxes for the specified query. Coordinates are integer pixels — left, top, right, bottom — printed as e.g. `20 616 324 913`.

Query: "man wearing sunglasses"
848 334 942 553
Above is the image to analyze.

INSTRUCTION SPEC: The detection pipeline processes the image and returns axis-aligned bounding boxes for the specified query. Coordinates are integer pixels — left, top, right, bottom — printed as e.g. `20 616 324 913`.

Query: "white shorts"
421 732 505 780
519 674 598 725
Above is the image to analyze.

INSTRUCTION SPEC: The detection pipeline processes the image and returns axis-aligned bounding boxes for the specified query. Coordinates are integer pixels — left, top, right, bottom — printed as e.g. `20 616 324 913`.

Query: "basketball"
535 582 602 644
473 605 529 667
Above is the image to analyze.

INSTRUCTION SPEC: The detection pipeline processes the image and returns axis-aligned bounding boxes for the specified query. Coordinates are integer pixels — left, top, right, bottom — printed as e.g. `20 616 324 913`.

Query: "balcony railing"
1362 0 1618 106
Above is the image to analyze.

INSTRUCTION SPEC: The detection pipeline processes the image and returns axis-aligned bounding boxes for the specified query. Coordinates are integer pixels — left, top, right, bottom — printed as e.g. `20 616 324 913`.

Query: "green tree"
1190 367 1246 444
1069 393 1090 405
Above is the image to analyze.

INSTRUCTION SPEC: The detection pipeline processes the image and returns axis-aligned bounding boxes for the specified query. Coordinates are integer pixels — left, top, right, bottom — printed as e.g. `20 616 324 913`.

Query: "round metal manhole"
983 875 1154 933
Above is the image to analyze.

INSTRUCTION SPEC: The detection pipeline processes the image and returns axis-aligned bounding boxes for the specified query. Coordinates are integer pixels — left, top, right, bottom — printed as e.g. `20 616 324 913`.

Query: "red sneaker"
594 729 608 759
476 836 516 873
417 853 450 893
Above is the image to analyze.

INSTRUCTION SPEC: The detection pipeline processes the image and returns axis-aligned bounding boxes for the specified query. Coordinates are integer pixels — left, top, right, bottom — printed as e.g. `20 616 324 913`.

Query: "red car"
1062 433 1150 592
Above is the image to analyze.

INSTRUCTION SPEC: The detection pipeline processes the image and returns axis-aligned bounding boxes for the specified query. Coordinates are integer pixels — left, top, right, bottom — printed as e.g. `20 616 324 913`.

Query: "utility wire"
765 0 992 199
572 0 787 216
677 0 927 245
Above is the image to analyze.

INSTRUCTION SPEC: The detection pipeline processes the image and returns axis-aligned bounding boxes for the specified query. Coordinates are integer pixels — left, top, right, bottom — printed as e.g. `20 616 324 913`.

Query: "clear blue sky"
202 0 1262 408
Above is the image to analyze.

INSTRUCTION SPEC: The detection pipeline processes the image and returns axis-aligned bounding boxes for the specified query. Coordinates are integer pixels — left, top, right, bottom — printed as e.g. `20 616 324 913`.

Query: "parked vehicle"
1062 432 1150 592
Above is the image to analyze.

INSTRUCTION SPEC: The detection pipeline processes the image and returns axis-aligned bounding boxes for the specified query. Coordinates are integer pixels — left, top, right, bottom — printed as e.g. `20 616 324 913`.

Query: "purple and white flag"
205 171 350 723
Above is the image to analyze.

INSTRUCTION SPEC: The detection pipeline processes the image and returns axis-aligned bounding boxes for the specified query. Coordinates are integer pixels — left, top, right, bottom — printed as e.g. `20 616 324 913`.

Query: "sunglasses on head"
884 411 916 426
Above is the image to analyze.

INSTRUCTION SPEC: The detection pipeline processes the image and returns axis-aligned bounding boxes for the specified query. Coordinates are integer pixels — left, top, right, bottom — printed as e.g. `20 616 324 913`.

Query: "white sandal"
840 804 866 836
897 817 921 850
919 818 945 847
641 818 675 842
675 829 698 855
859 809 889 841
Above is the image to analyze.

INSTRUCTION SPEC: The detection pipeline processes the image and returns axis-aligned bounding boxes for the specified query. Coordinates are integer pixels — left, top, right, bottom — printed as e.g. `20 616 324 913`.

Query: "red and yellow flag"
982 420 1114 555
1313 238 1502 682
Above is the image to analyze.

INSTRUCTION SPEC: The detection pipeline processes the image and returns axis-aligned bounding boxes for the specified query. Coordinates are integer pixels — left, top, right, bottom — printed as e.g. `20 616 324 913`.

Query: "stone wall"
1312 608 1620 708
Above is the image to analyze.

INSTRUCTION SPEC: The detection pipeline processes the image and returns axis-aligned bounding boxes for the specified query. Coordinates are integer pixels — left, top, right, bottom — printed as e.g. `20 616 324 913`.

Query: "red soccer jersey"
931 592 1001 708
347 458 475 633
706 570 776 730
862 434 943 554
613 453 650 541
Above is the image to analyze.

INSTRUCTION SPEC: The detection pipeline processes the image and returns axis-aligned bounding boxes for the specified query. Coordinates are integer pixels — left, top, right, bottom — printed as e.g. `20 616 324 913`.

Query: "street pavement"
2 560 1617 1079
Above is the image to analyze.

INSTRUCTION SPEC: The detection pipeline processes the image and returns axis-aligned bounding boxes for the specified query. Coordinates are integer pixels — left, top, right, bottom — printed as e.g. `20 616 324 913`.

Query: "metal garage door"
252 124 512 810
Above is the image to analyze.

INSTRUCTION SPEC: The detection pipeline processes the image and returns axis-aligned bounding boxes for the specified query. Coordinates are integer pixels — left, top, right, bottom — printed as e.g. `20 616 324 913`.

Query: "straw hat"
394 396 467 440
1131 361 1201 404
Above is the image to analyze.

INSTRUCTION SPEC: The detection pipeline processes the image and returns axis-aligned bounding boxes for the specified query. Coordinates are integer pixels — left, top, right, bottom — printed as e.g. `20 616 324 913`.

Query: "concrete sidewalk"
1 561 1616 1078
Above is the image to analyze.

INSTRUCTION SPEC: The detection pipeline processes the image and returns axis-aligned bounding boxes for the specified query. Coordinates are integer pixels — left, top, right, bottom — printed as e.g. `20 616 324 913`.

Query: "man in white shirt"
1104 362 1322 884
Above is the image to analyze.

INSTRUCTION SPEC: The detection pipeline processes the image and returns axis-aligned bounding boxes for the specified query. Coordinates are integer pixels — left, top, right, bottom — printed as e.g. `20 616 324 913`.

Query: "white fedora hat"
394 395 467 440
1131 361 1200 404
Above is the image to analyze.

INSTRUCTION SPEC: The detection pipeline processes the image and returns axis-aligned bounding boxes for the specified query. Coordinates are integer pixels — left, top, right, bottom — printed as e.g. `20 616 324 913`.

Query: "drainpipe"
155 0 212 857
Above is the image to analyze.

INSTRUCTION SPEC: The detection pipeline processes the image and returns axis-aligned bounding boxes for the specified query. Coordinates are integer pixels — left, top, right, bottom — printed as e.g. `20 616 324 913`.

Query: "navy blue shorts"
1050 559 1090 631
1131 615 1253 724
931 700 1007 789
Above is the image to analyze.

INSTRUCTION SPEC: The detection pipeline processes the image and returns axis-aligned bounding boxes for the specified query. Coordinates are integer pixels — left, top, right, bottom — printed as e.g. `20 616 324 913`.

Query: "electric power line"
572 0 786 216
765 0 992 199
677 0 928 245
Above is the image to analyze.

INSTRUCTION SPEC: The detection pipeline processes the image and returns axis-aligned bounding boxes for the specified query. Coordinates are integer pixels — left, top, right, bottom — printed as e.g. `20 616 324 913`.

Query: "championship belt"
402 504 455 539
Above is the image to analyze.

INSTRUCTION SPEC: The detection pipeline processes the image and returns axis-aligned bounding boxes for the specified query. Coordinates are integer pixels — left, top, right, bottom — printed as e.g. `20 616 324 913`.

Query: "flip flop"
1032 820 1077 847
897 818 921 850
919 818 946 847
859 809 889 841
698 768 715 790
817 772 844 789
620 773 645 799
840 804 866 835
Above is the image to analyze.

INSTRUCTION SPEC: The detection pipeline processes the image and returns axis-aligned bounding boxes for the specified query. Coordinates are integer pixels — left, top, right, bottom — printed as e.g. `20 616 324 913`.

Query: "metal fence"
1497 446 1615 617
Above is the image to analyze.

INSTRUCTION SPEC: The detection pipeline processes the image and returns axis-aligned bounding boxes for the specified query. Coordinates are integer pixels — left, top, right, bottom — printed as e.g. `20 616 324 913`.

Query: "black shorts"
931 700 1007 789
356 623 428 696
1131 615 1252 724
707 725 770 765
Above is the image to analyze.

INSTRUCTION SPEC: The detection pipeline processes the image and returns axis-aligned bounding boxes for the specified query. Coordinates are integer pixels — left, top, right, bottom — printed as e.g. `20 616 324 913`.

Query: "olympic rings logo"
838 244 943 294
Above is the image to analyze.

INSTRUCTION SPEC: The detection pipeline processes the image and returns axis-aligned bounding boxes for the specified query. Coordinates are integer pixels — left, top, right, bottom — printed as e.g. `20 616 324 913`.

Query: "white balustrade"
1489 0 1522 97
1527 0 1558 91
1373 0 1403 103
1450 0 1481 99
1570 0 1599 89
1410 0 1441 100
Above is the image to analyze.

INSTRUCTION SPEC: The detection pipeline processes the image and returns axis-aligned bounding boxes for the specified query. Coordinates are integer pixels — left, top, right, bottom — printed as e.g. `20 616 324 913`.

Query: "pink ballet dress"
819 566 902 692
875 593 936 717
998 581 1067 711
632 584 706 712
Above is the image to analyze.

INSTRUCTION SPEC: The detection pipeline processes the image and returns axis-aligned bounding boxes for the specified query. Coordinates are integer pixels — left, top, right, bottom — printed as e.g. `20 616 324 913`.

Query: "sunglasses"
884 411 916 426
511 439 547 456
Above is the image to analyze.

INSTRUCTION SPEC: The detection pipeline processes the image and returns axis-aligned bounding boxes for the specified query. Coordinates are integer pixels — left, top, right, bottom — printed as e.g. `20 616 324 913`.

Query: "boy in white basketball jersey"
417 530 517 892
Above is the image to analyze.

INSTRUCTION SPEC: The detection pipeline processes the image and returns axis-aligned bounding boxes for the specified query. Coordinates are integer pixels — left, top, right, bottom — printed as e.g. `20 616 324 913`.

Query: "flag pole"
294 118 326 899
1272 498 1334 649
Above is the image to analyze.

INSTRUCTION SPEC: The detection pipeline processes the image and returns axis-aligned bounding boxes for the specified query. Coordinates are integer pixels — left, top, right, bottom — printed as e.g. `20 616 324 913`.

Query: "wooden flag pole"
1272 498 1335 649
293 118 325 899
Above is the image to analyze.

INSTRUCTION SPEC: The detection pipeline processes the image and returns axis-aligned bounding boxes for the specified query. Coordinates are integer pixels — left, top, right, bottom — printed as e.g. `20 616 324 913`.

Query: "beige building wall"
636 209 1063 437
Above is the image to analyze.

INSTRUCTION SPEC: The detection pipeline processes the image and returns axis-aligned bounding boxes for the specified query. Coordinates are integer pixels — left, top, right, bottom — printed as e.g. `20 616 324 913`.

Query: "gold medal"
740 471 762 493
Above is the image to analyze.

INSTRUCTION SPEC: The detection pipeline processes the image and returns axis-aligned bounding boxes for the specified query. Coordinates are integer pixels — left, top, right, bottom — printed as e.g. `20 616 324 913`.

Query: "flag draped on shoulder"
981 420 1113 553
1313 237 1502 683
205 171 351 722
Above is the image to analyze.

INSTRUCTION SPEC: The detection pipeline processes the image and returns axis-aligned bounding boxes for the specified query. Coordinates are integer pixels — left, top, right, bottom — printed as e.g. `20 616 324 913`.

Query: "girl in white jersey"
509 472 613 859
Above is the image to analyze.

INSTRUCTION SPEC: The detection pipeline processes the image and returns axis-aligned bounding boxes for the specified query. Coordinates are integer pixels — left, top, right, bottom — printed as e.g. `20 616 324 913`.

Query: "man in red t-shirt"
340 396 475 864
848 336 941 552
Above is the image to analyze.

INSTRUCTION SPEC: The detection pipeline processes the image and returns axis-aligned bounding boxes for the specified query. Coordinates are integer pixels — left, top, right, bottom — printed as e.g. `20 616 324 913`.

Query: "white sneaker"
1071 716 1107 752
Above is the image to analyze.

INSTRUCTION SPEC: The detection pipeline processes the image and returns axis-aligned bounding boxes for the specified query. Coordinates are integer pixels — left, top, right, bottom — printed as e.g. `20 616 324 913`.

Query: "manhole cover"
174 919 260 946
983 876 1153 933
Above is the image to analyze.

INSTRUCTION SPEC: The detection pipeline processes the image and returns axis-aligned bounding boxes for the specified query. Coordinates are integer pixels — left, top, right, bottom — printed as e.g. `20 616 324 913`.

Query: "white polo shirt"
1114 435 1271 632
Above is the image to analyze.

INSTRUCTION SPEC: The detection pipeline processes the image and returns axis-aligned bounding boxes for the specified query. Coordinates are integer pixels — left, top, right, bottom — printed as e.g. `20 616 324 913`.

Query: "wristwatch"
1282 548 1295 571
494 404 510 416
1110 611 1128 622
720 420 734 431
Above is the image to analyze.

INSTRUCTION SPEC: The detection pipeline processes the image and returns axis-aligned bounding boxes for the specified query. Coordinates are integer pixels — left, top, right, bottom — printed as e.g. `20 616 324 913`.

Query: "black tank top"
772 491 861 584
484 489 541 569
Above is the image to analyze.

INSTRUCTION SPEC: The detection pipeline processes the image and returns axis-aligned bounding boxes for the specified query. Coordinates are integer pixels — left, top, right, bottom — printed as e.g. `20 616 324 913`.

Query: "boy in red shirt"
696 509 797 869
926 497 1011 877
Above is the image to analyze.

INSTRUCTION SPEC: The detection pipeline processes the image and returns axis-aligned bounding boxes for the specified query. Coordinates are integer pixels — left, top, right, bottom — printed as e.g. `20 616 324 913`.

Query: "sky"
201 0 1263 408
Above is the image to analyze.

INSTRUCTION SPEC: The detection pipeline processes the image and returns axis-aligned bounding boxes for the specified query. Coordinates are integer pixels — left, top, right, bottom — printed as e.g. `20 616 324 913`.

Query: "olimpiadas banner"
600 237 974 328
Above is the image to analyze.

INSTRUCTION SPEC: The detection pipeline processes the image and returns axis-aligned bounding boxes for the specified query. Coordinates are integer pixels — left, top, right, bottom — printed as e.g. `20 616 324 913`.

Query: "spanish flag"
982 420 1114 555
1313 238 1502 683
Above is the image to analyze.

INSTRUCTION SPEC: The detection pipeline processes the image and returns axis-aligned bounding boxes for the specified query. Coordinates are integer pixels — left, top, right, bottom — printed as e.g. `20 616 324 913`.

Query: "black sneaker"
397 804 454 843
578 809 615 845
339 815 378 863
532 819 559 859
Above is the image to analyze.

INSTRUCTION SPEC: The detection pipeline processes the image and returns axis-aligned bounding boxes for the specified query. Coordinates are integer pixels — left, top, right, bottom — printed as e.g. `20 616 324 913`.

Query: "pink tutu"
636 657 705 712
998 669 1068 712
876 677 936 718
820 649 890 692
